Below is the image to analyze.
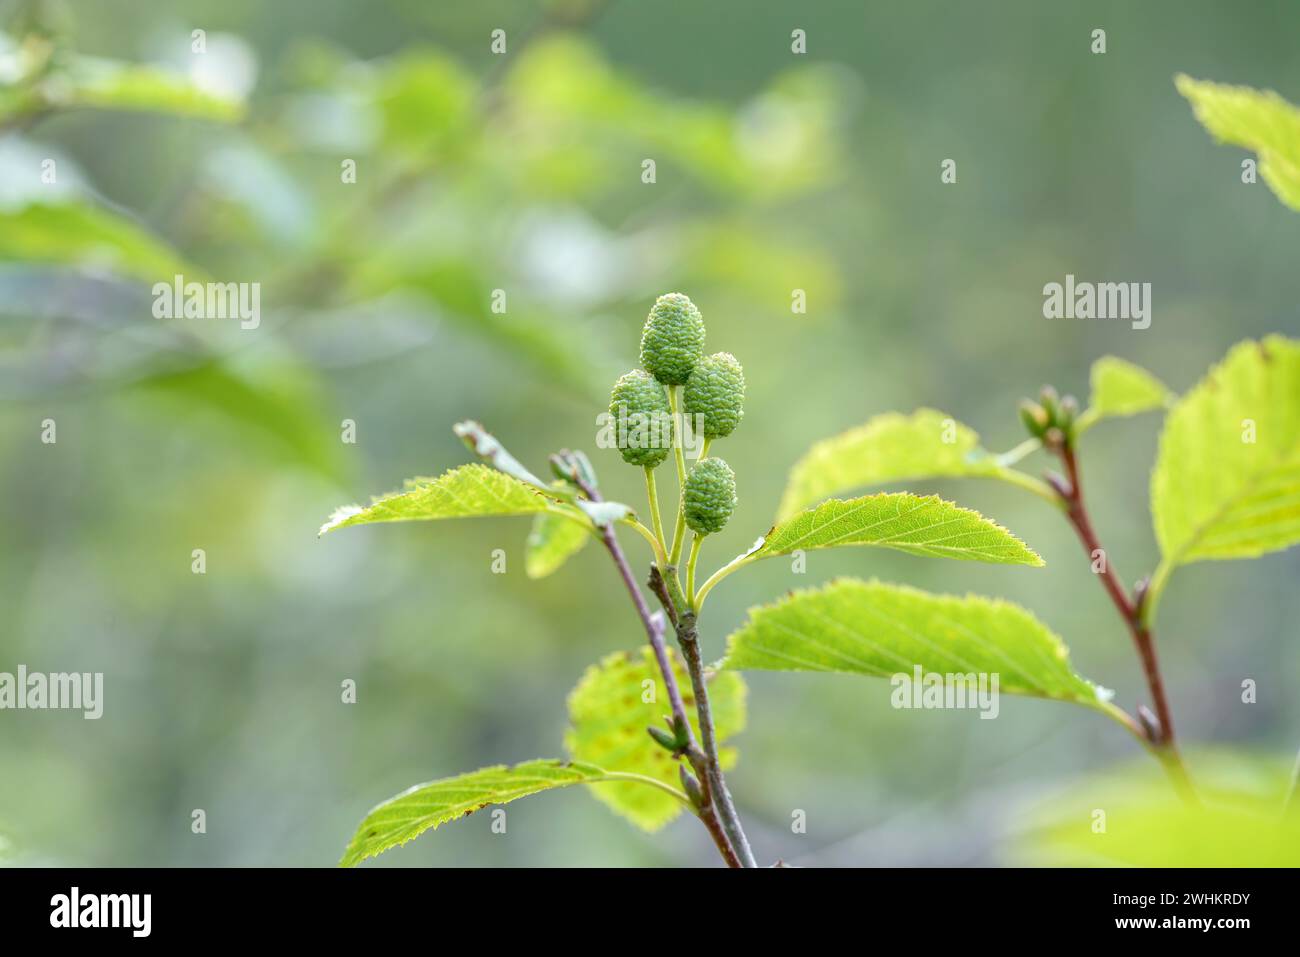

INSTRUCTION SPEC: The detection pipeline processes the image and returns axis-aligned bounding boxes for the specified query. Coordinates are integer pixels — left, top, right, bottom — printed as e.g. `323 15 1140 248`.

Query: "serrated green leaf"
1078 356 1174 431
0 202 194 281
320 463 584 535
1151 336 1300 569
565 648 747 832
776 409 1015 521
755 492 1042 567
453 419 552 491
452 421 635 527
339 759 678 866
1176 74 1300 211
525 495 592 578
722 578 1109 708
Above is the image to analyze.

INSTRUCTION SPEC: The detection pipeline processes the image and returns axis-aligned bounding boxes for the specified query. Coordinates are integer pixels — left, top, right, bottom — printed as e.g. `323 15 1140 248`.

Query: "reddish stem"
1054 442 1194 798
573 471 742 867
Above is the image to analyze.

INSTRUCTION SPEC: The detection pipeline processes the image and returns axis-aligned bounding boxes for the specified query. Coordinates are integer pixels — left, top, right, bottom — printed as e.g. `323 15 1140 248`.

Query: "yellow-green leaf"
723 578 1110 708
339 759 676 866
1151 336 1300 569
0 202 193 282
525 502 592 578
1176 74 1300 211
1017 753 1300 866
0 47 245 126
565 648 747 832
66 61 245 122
776 409 1016 521
1077 356 1174 432
320 463 582 535
1030 799 1300 867
757 492 1042 567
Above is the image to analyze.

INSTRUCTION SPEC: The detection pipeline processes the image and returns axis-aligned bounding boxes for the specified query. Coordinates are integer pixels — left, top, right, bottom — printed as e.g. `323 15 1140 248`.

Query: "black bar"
0 867 1282 941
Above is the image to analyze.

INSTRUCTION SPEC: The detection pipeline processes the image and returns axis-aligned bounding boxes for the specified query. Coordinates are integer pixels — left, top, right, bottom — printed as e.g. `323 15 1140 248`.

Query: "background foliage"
1 0 1297 866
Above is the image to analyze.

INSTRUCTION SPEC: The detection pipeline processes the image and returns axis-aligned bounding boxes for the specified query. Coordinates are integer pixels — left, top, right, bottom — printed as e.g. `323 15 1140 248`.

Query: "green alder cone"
608 369 673 467
683 457 737 534
639 292 705 386
684 351 745 439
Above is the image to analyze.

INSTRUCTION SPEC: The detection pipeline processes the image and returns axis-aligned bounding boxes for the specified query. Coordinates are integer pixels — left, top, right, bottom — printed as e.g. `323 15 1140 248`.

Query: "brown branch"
651 566 758 867
1050 440 1196 800
569 467 742 867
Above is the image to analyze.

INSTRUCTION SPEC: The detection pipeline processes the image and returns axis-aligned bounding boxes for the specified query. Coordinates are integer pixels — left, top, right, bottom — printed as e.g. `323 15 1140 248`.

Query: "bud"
647 725 680 752
678 765 706 809
683 457 737 535
1038 385 1060 423
1057 395 1079 434
684 352 745 439
609 370 673 467
1019 400 1048 438
1136 704 1161 743
640 293 705 386
550 448 598 489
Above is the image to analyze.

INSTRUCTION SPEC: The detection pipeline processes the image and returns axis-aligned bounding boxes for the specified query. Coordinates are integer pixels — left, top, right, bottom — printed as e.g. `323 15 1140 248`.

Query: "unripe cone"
608 370 673 467
640 293 705 386
683 457 736 534
684 352 745 439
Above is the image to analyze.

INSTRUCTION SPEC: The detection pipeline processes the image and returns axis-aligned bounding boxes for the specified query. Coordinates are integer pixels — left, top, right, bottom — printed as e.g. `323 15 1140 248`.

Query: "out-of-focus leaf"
372 51 476 158
1177 74 1300 211
1017 753 1300 866
62 59 245 121
722 578 1110 708
0 202 193 282
0 41 245 124
504 37 837 197
353 258 608 399
1151 336 1300 568
506 38 746 192
776 409 1016 521
1029 797 1300 867
1077 356 1174 432
565 648 746 831
140 358 346 482
683 223 843 314
525 486 592 578
339 759 676 866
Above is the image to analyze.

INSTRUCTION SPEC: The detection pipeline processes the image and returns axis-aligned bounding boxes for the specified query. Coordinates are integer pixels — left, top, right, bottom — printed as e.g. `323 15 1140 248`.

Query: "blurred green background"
1 0 1297 866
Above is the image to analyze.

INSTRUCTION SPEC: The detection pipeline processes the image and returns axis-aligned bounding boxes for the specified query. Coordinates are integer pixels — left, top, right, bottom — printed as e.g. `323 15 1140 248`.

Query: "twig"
1049 439 1196 801
567 464 741 867
652 567 758 867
